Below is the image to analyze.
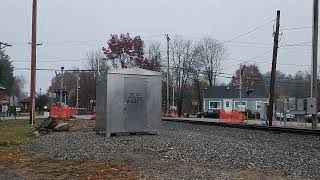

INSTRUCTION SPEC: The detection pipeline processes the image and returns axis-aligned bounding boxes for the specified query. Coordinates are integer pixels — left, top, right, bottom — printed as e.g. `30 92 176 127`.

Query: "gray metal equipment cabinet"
95 68 162 137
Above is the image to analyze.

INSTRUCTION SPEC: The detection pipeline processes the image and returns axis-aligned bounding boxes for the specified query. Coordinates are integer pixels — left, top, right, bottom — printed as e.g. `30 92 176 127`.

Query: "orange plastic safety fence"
50 106 76 120
219 110 247 124
161 112 179 118
91 114 96 120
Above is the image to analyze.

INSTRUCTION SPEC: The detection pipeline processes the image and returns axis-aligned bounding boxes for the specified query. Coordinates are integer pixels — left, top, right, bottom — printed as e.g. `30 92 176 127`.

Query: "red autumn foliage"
102 33 144 68
102 33 160 71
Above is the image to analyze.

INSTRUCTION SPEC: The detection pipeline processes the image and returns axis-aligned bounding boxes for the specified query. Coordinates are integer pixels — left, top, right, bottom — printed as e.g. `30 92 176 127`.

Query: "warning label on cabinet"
127 93 144 104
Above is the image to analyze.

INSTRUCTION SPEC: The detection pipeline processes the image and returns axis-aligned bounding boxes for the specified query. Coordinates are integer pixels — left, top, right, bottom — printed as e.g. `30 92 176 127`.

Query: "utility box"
95 68 162 137
297 99 304 111
260 102 268 120
307 97 317 114
288 97 296 111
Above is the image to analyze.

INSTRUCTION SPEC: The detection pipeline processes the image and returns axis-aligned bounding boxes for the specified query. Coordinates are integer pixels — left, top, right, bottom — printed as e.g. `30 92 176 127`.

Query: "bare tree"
171 36 195 116
87 50 109 76
195 37 226 86
145 41 162 71
191 70 203 112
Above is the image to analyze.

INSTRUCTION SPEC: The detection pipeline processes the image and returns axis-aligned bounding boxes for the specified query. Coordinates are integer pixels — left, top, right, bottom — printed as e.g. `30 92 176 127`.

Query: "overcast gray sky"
0 0 316 93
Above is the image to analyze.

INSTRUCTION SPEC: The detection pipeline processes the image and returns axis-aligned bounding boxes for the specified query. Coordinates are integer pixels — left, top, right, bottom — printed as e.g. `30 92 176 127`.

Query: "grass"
0 119 139 179
0 120 33 147
0 119 44 147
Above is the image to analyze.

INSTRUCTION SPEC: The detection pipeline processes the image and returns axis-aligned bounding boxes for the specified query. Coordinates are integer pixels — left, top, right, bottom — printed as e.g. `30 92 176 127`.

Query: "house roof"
204 85 268 99
19 97 30 103
108 67 161 76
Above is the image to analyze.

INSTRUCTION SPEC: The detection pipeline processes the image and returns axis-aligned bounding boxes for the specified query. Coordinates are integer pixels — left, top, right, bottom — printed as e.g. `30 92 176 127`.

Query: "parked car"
204 109 220 119
275 112 283 121
275 112 295 121
196 112 206 118
182 113 189 118
306 112 320 123
286 113 295 121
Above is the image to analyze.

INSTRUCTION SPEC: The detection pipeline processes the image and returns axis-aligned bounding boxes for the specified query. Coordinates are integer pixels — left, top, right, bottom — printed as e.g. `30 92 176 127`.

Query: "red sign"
1 98 8 105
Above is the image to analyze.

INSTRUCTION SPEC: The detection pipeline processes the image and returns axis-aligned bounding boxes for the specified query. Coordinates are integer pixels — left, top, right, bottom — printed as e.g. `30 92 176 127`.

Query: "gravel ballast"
31 121 320 179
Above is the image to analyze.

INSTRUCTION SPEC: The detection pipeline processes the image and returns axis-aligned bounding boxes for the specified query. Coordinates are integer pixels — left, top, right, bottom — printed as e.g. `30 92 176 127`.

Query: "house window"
225 102 230 108
209 101 221 109
256 101 263 109
234 101 247 109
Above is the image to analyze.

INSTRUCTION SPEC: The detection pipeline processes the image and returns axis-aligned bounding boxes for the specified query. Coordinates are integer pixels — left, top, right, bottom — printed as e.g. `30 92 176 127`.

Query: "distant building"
19 98 30 112
203 85 268 113
276 97 306 115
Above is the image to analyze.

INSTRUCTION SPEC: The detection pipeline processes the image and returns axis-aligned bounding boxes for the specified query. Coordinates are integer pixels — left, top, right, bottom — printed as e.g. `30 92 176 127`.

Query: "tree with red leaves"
230 64 264 87
103 33 149 69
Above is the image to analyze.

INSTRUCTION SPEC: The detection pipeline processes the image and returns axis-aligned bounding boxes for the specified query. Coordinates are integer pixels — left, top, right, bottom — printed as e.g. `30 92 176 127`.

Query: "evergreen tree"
0 50 14 95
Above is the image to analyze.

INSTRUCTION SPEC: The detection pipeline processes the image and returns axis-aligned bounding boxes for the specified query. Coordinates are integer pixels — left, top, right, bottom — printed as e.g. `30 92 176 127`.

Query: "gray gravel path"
0 167 21 180
31 121 320 179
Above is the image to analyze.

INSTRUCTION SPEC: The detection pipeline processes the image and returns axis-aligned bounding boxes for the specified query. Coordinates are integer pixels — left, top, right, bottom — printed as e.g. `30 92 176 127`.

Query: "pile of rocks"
34 117 70 136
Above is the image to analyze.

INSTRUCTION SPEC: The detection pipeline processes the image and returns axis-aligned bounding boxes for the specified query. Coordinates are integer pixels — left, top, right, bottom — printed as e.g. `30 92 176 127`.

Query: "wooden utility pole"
239 63 242 109
165 34 170 113
268 10 280 126
311 0 319 129
60 66 64 103
29 0 37 125
76 74 80 115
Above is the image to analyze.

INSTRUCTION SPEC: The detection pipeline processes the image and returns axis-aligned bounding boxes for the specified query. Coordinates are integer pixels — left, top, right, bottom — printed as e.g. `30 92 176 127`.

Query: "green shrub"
243 109 253 118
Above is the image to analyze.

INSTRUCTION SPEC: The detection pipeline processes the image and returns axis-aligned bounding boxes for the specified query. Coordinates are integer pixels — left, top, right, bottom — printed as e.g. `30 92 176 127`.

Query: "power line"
12 59 90 63
9 65 315 86
159 66 315 85
223 50 273 71
279 42 312 47
281 26 312 31
228 41 273 45
228 44 272 49
24 0 30 42
8 18 274 49
222 19 274 44
12 67 101 72
223 57 311 67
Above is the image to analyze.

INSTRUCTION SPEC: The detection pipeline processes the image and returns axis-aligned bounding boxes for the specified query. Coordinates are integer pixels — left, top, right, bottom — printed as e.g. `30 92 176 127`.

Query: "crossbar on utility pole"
268 10 281 127
165 34 170 113
311 0 319 129
0 42 12 50
29 0 37 125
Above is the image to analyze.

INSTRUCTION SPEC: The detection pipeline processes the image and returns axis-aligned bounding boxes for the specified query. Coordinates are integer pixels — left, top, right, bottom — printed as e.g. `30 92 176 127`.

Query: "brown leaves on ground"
0 148 139 180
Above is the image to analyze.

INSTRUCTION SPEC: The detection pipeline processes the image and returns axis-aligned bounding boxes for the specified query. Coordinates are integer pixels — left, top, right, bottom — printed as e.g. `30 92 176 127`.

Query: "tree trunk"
194 80 202 112
120 60 125 68
198 91 202 112
177 94 183 117
177 86 184 117
208 74 212 86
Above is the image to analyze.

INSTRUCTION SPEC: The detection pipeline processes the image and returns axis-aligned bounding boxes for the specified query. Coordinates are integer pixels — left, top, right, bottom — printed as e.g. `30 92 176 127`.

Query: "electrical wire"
222 19 275 44
24 0 30 43
279 42 312 47
281 26 312 31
